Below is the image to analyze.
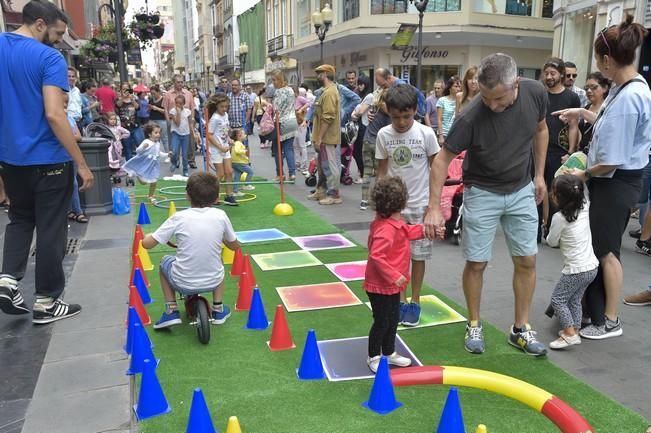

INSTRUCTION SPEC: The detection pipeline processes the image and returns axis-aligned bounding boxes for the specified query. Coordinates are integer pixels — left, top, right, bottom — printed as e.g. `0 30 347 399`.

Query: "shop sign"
398 46 449 63
350 52 368 65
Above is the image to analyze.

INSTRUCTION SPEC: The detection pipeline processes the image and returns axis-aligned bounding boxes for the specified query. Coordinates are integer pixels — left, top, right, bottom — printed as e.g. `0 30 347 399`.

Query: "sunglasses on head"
566 73 577 78
584 84 600 91
599 25 615 57
544 61 560 69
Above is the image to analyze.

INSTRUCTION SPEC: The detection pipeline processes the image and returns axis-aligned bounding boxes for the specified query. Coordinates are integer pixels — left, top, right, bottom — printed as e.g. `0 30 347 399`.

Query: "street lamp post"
311 3 333 64
239 43 248 85
97 0 128 82
410 0 429 92
206 61 212 92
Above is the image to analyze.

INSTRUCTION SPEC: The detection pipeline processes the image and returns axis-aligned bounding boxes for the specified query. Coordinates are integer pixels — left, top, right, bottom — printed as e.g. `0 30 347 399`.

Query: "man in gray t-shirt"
424 53 549 357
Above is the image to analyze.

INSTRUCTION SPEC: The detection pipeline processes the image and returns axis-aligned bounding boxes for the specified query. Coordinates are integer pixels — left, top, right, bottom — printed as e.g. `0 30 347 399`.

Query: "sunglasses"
584 84 600 91
599 25 615 57
544 61 560 70
566 74 577 78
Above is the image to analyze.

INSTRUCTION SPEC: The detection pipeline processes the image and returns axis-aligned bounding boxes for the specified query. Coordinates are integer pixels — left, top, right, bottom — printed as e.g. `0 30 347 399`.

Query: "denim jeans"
232 163 254 192
69 165 82 214
170 132 190 176
272 137 296 177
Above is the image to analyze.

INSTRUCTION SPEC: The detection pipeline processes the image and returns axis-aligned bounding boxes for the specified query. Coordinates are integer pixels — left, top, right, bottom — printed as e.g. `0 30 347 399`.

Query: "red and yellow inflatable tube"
391 366 594 433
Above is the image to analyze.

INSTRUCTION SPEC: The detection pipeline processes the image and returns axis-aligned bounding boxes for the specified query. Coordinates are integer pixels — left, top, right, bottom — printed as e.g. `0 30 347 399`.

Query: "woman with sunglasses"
577 72 610 153
553 16 650 340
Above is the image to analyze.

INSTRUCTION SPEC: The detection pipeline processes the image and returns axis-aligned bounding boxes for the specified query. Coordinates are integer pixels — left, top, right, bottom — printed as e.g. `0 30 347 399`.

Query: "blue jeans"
170 132 190 176
69 165 82 214
122 134 136 161
272 137 296 177
232 163 254 192
637 158 651 223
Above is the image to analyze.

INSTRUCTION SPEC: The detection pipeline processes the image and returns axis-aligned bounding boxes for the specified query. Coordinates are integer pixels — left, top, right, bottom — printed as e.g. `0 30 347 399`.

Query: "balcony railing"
267 34 293 55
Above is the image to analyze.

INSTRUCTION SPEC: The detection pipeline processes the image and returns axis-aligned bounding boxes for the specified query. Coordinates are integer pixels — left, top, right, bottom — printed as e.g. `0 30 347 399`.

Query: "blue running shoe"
211 305 231 325
154 310 182 329
399 302 408 325
402 303 421 327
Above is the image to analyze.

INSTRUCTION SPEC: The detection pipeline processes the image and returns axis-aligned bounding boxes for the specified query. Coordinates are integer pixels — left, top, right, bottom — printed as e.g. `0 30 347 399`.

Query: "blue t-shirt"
0 33 70 165
137 98 150 118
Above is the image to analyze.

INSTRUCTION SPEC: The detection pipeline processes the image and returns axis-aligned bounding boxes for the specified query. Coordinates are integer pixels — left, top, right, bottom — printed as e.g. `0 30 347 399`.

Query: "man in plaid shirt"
227 79 252 131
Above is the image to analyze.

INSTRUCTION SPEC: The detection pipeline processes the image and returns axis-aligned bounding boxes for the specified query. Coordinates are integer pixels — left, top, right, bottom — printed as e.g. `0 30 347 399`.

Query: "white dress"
123 139 162 183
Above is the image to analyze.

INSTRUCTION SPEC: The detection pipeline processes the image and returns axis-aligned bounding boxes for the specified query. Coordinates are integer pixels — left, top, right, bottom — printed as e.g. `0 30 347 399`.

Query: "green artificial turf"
133 180 649 433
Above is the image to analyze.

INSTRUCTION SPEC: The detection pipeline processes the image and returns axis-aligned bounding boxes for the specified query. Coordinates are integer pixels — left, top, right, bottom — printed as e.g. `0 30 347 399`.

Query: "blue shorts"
462 182 538 262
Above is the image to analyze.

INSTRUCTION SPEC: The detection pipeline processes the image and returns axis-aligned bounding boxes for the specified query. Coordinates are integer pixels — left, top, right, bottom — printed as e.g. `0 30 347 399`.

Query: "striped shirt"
436 96 457 136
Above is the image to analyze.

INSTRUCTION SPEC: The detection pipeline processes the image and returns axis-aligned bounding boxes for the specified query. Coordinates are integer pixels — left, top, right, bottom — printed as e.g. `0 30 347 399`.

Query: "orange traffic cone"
267 305 295 351
235 271 256 311
132 225 144 257
230 249 244 276
129 284 151 326
242 255 256 283
130 254 150 288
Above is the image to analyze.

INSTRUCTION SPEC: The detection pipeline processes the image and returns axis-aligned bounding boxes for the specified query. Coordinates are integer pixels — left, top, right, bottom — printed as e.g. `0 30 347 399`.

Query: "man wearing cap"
309 65 341 205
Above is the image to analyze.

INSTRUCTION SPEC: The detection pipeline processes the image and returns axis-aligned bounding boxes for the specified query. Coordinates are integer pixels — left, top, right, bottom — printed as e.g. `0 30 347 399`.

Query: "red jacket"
363 216 424 295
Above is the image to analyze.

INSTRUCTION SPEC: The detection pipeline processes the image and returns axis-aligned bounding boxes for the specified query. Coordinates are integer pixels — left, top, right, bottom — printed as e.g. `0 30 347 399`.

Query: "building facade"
237 0 267 86
281 0 554 91
264 0 299 86
553 0 651 87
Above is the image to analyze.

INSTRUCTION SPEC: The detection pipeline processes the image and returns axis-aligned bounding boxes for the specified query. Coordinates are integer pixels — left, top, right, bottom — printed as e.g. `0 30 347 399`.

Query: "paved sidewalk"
10 214 133 433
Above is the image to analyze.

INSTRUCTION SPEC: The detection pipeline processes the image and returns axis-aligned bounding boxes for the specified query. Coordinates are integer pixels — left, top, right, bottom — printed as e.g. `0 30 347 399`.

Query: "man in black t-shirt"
541 58 580 232
425 53 549 357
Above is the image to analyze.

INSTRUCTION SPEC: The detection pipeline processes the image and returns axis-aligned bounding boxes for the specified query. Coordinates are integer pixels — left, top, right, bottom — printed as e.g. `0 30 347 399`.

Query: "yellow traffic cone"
225 416 242 433
137 241 154 271
168 201 177 219
476 424 487 433
222 244 235 265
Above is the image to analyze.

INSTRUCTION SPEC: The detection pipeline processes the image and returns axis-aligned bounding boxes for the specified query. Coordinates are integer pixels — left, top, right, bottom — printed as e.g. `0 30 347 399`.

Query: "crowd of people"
0 0 649 376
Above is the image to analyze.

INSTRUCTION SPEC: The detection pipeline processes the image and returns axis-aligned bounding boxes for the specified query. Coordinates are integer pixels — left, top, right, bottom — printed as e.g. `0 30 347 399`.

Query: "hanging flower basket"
129 10 165 48
79 23 138 65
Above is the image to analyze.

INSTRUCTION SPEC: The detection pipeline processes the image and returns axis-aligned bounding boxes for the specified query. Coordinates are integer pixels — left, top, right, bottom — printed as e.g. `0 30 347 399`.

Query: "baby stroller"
305 157 318 187
85 122 132 186
339 121 359 185
441 152 465 245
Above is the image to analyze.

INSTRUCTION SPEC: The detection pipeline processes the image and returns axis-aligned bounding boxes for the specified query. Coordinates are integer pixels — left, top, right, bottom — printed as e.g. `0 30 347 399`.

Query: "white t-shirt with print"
152 207 236 289
169 107 193 136
208 112 230 152
375 121 440 209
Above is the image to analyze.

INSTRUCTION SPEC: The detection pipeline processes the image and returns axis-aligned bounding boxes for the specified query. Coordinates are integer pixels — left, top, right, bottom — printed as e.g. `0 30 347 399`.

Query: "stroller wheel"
342 176 353 186
452 234 461 246
305 176 317 187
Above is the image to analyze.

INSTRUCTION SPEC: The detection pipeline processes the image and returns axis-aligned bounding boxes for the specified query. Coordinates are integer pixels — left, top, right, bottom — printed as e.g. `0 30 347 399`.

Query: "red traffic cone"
242 255 256 284
129 284 151 326
130 254 150 288
132 225 144 258
235 271 255 311
267 305 295 351
230 249 244 276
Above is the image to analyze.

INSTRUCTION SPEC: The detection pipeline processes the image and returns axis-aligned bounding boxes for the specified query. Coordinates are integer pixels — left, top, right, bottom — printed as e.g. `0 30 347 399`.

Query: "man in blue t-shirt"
0 0 94 324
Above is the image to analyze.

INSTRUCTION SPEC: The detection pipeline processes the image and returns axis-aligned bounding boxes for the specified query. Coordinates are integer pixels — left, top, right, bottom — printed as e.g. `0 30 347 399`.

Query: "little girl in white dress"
123 122 167 203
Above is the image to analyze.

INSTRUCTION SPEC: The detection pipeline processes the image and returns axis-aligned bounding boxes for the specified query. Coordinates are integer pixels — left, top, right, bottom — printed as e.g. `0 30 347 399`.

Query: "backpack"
259 105 275 136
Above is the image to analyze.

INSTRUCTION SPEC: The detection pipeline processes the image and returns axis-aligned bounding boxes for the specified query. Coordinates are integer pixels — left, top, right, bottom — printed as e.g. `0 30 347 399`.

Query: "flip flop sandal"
74 214 89 223
67 212 77 220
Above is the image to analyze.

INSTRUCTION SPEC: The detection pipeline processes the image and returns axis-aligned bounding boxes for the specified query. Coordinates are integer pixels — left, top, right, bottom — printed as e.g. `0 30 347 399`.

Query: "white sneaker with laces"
367 355 381 373
386 352 412 367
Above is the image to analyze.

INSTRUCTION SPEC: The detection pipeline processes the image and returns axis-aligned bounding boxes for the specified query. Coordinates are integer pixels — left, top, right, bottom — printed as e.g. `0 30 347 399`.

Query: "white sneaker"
241 185 255 191
164 157 170 163
233 192 245 197
550 332 581 350
367 355 381 373
386 352 412 367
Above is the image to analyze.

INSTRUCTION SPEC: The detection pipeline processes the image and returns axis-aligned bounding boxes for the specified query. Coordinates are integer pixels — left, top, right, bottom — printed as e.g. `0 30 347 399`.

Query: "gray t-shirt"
445 78 548 194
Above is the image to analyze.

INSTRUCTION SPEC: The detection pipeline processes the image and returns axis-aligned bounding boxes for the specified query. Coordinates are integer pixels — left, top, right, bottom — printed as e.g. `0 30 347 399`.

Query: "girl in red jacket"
364 176 425 373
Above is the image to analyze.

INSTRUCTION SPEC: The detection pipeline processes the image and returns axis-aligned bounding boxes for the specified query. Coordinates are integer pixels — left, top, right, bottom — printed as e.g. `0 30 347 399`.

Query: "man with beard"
0 0 94 323
563 61 589 107
541 58 580 236
345 70 359 95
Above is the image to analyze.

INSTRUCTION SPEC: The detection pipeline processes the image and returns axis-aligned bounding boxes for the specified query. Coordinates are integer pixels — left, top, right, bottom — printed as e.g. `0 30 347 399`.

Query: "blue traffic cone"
133 359 171 421
137 202 151 225
436 387 465 433
186 388 217 433
245 287 269 330
127 323 159 375
296 329 325 380
133 268 152 304
362 356 402 415
125 306 143 355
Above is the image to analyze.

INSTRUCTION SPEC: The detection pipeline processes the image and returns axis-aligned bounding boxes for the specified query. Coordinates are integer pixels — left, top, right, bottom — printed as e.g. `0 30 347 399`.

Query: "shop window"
426 0 461 12
542 0 552 17
371 0 408 14
518 68 541 80
392 65 460 91
342 0 360 21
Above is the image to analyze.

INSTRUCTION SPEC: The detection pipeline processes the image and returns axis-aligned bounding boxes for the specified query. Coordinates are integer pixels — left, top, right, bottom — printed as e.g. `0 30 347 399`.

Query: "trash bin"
79 137 113 216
